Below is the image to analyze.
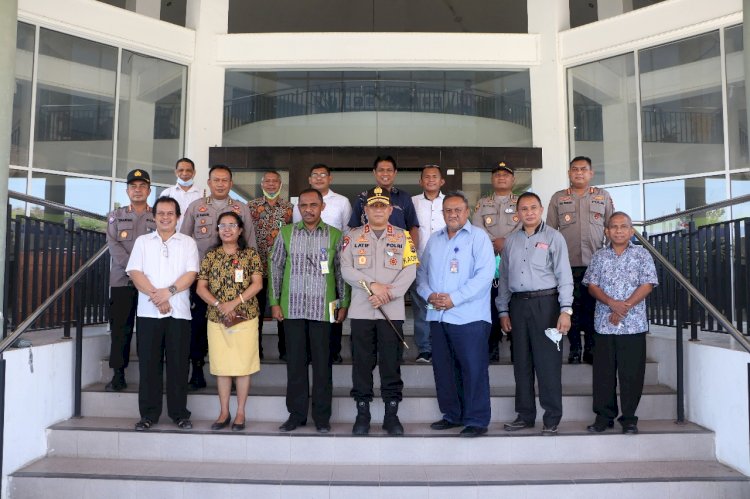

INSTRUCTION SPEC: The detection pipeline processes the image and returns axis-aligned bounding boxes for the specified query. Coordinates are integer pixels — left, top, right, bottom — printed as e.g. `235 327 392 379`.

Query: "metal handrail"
9 190 108 222
634 193 750 227
0 244 109 356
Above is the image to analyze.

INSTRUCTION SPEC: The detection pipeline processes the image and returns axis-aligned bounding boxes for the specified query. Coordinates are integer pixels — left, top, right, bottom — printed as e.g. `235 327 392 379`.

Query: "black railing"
223 81 532 132
3 192 110 338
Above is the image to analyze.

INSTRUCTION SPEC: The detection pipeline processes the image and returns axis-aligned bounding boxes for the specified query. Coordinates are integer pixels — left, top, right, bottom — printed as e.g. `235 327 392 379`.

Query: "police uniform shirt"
340 224 418 321
180 196 258 261
471 193 521 242
546 187 614 267
106 205 156 287
348 187 419 230
495 222 574 316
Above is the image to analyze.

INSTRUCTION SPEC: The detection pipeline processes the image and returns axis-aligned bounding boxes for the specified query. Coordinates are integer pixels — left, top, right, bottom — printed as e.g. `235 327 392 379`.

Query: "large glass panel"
568 53 638 185
12 22 35 167
605 184 642 222
639 32 725 179
117 50 186 184
228 0 527 34
33 29 117 177
31 172 112 228
725 25 748 171
223 71 532 148
8 169 29 217
644 175 727 233
462 171 532 209
570 0 667 29
730 171 750 219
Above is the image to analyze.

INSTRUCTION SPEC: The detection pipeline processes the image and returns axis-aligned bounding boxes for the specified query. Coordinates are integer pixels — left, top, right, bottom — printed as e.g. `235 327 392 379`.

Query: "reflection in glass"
644 175 727 233
31 173 112 228
461 171 532 210
639 32 724 179
605 184 642 222
33 29 117 177
117 50 187 184
725 25 748 171
8 169 29 216
223 70 532 148
12 22 35 167
568 53 639 185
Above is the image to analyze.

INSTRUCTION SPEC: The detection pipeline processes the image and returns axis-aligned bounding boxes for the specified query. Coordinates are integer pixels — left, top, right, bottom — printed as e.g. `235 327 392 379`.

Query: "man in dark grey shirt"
496 192 574 435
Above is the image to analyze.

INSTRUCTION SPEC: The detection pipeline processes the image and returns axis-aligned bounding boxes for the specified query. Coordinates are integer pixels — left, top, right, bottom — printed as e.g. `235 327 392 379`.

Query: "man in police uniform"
340 187 418 436
546 156 614 364
180 164 258 389
105 169 156 391
471 162 521 362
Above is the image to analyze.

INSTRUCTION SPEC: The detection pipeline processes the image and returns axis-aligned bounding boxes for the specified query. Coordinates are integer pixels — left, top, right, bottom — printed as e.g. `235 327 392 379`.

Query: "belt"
511 287 558 300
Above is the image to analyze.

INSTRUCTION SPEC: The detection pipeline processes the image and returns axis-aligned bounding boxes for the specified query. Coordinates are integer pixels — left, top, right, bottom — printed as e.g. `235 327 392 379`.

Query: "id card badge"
234 268 244 283
320 260 330 274
450 258 459 273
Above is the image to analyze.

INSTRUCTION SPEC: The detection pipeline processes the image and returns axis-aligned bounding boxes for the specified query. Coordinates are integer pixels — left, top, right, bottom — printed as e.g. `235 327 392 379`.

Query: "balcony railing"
223 80 532 132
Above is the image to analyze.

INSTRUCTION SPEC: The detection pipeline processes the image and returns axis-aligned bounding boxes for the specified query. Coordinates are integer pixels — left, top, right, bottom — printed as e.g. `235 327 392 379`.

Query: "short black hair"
421 164 443 178
298 188 324 204
570 156 592 168
209 164 232 179
443 191 469 209
373 155 397 171
310 163 331 175
517 191 542 206
152 196 181 218
175 157 195 170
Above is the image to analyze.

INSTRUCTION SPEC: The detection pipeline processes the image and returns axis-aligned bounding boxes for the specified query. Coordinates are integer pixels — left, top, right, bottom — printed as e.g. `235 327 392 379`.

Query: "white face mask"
544 328 562 351
177 177 194 187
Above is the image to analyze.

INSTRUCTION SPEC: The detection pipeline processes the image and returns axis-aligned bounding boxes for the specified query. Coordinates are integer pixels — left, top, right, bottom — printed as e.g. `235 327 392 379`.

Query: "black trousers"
350 319 404 403
330 321 343 358
489 284 503 350
510 293 563 426
569 267 596 353
189 284 208 362
258 278 285 356
136 317 191 423
592 332 647 426
284 319 332 425
109 285 138 370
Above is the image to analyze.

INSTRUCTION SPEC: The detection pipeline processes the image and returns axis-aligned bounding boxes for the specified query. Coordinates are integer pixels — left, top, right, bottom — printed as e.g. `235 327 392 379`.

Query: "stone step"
81 383 676 422
47 417 715 466
11 457 749 499
98 358 660 389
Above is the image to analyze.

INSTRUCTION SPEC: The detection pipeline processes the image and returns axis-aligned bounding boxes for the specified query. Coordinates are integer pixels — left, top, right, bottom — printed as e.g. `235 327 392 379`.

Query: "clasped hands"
148 288 172 315
368 282 394 308
427 292 454 311
608 299 632 326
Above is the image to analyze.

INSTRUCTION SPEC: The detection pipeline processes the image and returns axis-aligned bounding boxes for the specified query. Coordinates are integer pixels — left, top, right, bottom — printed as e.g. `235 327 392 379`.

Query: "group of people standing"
105 154 658 437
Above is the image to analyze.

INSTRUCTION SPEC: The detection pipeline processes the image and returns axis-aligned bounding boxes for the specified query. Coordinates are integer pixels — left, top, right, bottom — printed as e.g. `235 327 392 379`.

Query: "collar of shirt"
420 191 444 201
604 240 635 255
171 183 200 194
520 221 545 237
294 220 326 232
437 220 474 240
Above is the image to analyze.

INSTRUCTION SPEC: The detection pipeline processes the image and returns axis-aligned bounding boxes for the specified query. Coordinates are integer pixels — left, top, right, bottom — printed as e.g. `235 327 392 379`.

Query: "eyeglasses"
310 172 329 178
218 223 239 230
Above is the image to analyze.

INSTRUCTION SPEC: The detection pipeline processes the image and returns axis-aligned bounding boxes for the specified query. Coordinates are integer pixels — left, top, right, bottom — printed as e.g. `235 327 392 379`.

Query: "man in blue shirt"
417 192 495 437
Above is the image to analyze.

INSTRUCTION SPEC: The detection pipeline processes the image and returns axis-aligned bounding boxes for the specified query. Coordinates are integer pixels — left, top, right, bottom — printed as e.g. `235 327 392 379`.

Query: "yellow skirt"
207 317 260 376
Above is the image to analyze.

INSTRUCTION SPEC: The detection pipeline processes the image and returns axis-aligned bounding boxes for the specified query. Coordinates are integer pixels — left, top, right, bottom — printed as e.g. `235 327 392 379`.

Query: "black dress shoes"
211 414 231 431
430 418 462 430
504 417 535 431
232 419 246 432
460 426 488 438
587 420 614 433
279 417 306 432
316 423 331 434
622 423 639 434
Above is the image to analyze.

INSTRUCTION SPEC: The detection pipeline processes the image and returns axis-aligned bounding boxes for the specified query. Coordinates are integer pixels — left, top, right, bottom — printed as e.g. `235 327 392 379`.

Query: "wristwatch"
561 308 573 316
168 285 177 295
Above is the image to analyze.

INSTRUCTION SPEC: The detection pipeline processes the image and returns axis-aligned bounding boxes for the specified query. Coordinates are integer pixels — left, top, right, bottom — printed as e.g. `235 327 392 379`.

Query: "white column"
527 0 571 207
184 0 228 191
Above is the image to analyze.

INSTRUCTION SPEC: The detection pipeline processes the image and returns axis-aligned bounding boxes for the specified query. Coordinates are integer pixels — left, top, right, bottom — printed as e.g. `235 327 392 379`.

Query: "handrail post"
74 278 83 418
63 218 75 339
675 285 686 424
688 219 699 341
0 355 6 499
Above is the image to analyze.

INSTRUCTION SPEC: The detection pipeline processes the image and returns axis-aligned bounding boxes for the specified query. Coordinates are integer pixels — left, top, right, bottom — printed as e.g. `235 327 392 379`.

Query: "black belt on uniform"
511 287 558 300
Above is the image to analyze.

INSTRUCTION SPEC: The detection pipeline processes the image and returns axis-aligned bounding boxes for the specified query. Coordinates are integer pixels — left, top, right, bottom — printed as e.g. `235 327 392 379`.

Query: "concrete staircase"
9 320 750 498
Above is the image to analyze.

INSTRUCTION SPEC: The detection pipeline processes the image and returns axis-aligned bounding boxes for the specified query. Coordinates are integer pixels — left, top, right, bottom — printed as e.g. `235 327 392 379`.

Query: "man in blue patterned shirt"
582 211 658 435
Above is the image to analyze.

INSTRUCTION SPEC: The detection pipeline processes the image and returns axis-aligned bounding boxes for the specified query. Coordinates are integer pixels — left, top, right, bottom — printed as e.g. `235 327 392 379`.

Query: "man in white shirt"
126 195 199 431
410 165 446 363
161 158 202 231
293 163 353 362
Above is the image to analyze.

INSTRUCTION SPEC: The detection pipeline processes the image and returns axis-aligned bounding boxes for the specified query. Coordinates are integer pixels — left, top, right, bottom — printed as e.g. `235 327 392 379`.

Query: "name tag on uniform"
535 242 549 250
234 269 244 282
450 258 459 273
320 260 330 274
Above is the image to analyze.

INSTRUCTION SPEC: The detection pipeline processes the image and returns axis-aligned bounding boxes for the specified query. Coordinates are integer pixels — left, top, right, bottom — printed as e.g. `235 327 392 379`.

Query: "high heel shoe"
231 418 246 431
211 414 231 431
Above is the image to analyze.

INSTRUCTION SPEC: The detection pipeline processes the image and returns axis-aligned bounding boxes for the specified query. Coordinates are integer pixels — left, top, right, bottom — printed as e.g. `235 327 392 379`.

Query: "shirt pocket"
530 246 549 269
590 201 606 226
194 216 214 239
558 203 577 227
116 221 134 242
383 247 403 270
353 247 373 269
478 207 497 228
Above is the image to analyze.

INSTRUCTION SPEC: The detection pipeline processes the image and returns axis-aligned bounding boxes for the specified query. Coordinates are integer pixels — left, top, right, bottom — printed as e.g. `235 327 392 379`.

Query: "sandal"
134 418 153 431
175 418 193 430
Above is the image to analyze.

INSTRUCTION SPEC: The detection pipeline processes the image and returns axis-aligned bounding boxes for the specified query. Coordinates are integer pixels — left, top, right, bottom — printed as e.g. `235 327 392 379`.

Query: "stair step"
11 457 749 499
47 417 715 465
99 359 660 388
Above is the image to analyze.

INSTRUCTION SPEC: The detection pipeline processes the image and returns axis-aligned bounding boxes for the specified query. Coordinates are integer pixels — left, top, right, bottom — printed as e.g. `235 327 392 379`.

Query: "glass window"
8 169 29 217
606 184 643 223
30 172 112 227
223 70 532 148
639 32 725 179
228 0 528 34
568 53 639 185
725 25 748 171
730 171 750 219
461 171 532 209
12 22 35 167
33 29 117 177
644 175 727 233
117 50 187 184
570 0 667 28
